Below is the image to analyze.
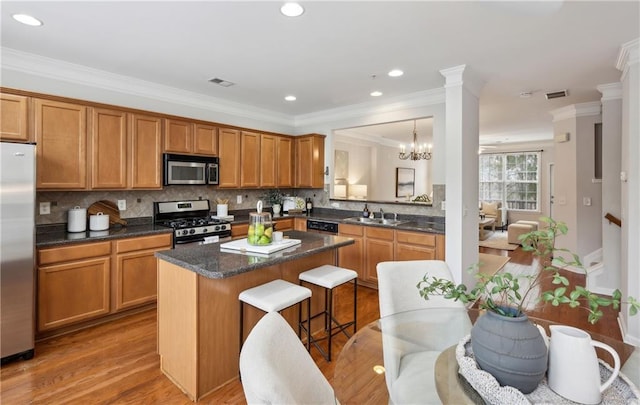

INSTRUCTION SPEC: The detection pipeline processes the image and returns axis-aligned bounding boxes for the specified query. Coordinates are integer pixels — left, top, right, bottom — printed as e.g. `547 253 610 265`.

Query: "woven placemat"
455 335 640 404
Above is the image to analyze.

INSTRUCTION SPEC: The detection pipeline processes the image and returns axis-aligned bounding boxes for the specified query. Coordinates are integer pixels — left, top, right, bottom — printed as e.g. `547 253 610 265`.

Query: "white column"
439 65 483 286
593 83 622 295
617 38 640 345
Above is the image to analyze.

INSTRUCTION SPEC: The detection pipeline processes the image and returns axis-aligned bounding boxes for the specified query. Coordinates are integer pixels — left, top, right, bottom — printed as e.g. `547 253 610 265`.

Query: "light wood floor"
1 247 629 404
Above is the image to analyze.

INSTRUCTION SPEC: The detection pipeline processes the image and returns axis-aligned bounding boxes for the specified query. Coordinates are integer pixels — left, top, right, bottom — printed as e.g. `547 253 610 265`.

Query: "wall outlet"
237 195 243 204
39 202 51 215
117 199 127 210
583 197 592 206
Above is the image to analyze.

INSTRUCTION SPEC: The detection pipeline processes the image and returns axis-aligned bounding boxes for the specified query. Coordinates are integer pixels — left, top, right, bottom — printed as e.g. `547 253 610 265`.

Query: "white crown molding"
439 64 485 98
549 101 601 122
1 47 294 128
597 82 623 101
616 38 639 82
293 87 445 128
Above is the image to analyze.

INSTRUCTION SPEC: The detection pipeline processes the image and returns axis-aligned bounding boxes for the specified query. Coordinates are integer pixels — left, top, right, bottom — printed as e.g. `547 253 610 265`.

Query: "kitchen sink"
343 217 408 226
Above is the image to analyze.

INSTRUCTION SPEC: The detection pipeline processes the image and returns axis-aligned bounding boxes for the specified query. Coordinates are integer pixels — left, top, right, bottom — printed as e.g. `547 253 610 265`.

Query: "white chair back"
239 311 337 405
376 260 464 318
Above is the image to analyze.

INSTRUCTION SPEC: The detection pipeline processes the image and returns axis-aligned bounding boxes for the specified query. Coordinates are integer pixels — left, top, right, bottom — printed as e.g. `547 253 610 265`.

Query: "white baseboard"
583 248 603 267
585 262 616 295
618 315 640 347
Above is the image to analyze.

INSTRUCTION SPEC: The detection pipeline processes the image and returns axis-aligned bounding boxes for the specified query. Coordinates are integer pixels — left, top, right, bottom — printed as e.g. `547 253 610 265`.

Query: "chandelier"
398 120 432 160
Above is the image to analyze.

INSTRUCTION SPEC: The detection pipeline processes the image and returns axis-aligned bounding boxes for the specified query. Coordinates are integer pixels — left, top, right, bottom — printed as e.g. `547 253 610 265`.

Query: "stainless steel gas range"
153 199 232 246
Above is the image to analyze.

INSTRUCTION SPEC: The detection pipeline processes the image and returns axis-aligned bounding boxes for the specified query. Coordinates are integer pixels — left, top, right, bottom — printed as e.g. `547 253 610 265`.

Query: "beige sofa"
479 201 504 229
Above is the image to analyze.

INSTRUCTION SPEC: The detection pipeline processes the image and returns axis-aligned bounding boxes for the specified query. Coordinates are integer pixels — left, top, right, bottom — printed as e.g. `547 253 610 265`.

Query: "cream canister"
89 212 110 231
67 206 87 233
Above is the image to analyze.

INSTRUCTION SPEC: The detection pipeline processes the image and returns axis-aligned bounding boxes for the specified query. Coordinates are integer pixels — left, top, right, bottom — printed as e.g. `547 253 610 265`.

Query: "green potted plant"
417 216 639 393
261 189 284 216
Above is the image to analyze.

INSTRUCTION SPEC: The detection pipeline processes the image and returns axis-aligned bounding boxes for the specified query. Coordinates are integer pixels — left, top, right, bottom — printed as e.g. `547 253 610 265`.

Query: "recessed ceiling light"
12 14 43 26
285 95 297 101
280 2 304 17
370 91 383 97
388 69 404 77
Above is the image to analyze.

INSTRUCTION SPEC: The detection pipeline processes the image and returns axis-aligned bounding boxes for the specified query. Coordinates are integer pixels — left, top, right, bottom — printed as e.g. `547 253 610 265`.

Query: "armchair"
480 201 505 229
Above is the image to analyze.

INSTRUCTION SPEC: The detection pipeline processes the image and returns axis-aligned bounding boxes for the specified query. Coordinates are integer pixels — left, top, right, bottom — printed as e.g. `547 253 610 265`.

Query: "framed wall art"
396 167 415 197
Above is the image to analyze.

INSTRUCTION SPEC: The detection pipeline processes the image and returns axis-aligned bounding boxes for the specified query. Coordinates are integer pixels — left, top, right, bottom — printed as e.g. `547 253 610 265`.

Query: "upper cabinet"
34 98 87 189
0 93 30 142
276 136 294 188
129 113 163 189
295 134 325 188
240 131 260 187
164 119 218 156
193 124 218 156
259 134 277 188
164 119 192 154
218 128 241 188
89 107 128 189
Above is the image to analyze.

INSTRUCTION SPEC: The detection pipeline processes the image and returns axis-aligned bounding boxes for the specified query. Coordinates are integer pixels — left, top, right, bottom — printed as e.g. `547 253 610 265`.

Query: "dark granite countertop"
36 217 173 248
155 230 354 279
230 208 446 234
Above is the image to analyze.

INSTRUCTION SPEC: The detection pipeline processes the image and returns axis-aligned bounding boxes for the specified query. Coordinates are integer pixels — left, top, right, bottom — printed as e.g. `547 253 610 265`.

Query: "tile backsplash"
35 187 318 225
36 184 444 225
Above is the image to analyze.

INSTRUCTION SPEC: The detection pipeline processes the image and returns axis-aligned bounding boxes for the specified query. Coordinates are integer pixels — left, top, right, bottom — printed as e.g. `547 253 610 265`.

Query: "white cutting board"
219 238 301 255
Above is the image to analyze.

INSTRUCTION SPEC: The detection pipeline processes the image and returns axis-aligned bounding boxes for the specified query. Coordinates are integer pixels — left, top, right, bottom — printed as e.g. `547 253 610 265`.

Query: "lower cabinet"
36 233 172 335
273 217 294 231
337 224 444 288
364 227 395 285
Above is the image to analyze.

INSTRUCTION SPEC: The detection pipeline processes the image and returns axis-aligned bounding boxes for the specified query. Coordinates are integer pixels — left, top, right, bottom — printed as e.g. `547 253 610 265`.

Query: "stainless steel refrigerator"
1 142 35 362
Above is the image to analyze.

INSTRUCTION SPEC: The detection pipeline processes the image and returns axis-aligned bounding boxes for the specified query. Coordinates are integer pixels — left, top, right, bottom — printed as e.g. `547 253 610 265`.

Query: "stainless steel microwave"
163 154 219 186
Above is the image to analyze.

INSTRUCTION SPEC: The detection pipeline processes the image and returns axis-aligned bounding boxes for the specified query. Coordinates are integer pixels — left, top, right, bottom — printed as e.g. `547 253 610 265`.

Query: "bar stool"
299 264 358 361
239 279 312 352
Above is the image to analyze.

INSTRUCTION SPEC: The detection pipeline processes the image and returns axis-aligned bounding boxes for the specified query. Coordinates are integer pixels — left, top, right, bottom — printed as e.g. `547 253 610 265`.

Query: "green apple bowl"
247 211 273 246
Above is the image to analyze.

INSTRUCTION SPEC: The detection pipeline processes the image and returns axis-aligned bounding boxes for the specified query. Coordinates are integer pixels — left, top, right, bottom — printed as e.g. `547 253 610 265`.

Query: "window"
479 152 540 211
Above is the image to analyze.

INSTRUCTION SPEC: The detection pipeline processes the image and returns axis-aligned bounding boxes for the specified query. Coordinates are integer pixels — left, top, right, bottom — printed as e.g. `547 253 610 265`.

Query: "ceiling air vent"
545 89 568 100
208 77 235 87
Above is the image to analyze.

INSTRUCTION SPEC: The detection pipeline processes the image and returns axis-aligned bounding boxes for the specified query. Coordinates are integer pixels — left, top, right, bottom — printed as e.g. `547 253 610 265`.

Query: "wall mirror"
332 118 434 204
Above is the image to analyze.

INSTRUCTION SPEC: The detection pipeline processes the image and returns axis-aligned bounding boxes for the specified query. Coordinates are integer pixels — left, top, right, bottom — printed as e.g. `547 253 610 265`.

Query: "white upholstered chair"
239 311 339 405
376 260 471 405
376 260 464 318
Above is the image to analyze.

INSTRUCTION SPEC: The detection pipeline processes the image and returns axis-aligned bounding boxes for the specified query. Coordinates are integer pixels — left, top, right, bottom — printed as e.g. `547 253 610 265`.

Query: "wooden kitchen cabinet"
114 234 172 311
89 107 128 189
218 128 241 187
259 134 277 187
240 131 260 187
276 136 294 187
37 242 112 332
395 230 439 261
364 227 395 285
295 134 325 188
273 217 294 231
34 98 87 189
231 223 249 239
0 93 29 142
129 113 162 189
36 233 171 336
338 223 366 284
193 123 218 156
164 120 218 156
164 118 192 154
294 217 307 231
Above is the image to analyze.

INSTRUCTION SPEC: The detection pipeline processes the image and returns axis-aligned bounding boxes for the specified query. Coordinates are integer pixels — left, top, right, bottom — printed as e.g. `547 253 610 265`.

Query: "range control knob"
202 228 208 233
182 230 189 236
189 229 196 235
215 225 220 231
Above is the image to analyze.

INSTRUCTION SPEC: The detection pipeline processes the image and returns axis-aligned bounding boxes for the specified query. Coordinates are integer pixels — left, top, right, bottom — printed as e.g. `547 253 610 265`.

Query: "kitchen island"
155 231 354 401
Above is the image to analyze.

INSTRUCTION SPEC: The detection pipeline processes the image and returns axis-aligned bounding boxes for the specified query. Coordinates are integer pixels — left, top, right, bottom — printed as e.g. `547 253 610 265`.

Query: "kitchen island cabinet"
155 231 354 401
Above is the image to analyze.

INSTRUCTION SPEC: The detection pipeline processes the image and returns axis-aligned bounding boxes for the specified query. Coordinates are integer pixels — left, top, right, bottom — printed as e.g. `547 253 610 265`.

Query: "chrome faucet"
393 212 398 221
379 208 385 219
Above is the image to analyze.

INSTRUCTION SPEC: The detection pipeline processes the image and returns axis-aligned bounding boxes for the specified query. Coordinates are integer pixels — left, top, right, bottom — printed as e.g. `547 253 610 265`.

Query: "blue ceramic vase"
470 308 548 394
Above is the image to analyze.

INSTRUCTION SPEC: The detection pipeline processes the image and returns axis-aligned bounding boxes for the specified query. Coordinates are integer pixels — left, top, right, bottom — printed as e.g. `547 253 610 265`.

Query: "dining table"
332 307 635 405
